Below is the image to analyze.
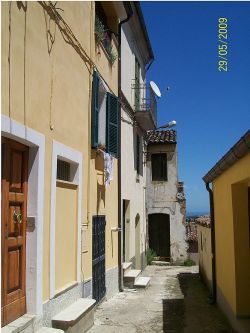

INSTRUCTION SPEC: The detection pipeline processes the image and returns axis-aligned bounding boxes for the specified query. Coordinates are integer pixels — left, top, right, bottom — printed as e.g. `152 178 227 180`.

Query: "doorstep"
1 314 36 333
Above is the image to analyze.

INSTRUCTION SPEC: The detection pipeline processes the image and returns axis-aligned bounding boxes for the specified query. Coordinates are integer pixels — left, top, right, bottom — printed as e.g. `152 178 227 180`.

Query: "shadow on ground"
163 273 236 333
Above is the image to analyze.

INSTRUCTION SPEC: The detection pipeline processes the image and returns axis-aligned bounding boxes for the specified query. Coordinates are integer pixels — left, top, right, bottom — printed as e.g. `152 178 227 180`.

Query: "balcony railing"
131 81 157 126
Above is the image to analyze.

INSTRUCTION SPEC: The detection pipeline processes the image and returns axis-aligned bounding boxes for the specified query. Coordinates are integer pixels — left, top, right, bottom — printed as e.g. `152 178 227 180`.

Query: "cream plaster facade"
120 11 152 270
1 1 124 328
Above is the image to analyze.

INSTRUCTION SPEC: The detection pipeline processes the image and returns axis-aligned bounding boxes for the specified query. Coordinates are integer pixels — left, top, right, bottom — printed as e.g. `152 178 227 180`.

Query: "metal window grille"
57 160 70 181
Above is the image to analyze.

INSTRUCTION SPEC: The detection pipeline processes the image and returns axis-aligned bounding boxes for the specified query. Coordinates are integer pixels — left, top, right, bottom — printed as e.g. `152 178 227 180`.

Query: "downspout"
118 2 133 292
205 182 217 303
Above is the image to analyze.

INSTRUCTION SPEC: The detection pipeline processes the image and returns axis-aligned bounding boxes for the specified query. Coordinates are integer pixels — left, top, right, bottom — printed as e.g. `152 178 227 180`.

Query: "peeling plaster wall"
146 143 187 263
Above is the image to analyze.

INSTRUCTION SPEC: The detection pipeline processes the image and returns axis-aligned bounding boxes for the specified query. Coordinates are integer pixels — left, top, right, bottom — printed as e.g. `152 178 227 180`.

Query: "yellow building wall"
2 1 119 302
55 183 78 293
213 152 250 316
197 225 212 292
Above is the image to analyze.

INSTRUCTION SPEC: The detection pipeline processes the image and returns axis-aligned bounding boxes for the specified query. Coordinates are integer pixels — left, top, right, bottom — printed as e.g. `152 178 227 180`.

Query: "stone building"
145 130 187 264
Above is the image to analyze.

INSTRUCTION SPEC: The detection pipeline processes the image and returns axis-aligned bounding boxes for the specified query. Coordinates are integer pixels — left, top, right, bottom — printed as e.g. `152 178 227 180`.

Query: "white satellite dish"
150 81 161 98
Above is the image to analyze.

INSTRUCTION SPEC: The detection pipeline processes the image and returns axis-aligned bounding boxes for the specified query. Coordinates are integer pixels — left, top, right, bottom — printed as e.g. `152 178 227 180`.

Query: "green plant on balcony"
95 16 105 43
106 44 117 65
95 16 117 65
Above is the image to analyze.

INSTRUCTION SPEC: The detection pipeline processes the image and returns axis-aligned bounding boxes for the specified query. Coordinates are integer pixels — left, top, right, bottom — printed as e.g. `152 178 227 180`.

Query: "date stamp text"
218 18 228 72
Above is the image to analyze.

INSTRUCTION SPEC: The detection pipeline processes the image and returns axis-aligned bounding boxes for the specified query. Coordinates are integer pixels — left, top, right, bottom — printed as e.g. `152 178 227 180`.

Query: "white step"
122 262 132 274
124 269 141 279
151 260 170 266
124 269 141 287
1 314 35 333
37 328 64 333
52 298 96 333
134 276 151 288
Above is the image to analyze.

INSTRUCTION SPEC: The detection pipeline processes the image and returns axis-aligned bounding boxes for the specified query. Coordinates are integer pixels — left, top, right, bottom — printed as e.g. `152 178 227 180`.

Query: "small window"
151 153 167 181
57 160 70 181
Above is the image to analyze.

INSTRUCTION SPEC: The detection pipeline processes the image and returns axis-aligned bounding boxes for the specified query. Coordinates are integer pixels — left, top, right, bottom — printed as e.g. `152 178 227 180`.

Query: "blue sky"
141 1 250 214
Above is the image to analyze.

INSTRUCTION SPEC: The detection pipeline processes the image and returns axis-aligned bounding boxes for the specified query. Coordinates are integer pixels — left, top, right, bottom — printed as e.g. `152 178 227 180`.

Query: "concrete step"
124 269 141 288
52 298 96 333
1 314 35 333
151 261 171 266
134 276 151 288
122 262 132 275
37 328 64 333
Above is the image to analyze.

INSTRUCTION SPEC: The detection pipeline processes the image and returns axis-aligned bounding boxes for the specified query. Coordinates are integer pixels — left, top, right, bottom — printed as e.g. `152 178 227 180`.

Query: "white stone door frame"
1 115 45 318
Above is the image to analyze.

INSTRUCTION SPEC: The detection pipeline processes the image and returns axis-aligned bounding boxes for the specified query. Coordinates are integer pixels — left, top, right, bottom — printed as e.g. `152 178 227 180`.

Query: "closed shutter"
106 92 119 157
91 70 100 148
151 153 167 181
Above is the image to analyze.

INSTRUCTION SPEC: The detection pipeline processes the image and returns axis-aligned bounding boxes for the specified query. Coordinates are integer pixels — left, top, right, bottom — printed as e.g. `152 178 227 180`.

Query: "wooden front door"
149 213 170 260
1 137 28 326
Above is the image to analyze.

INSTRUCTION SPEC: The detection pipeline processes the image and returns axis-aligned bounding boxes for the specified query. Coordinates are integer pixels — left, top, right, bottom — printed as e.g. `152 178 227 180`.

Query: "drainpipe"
205 182 217 303
118 2 133 292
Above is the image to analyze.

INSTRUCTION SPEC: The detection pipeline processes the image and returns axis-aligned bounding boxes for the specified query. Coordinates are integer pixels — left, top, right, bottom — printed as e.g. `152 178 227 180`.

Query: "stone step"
1 314 35 333
151 260 171 266
122 262 132 274
52 298 96 333
37 328 64 333
124 269 141 288
134 276 151 288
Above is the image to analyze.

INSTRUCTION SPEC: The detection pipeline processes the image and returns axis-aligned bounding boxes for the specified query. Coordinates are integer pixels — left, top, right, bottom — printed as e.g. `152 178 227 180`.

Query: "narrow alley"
89 265 235 333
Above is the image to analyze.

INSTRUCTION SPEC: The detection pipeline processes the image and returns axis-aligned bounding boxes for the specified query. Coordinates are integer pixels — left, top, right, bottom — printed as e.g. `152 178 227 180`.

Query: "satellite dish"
150 81 161 98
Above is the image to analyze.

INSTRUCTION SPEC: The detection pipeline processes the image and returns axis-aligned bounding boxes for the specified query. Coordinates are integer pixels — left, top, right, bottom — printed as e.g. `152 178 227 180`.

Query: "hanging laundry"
98 149 114 187
104 152 114 187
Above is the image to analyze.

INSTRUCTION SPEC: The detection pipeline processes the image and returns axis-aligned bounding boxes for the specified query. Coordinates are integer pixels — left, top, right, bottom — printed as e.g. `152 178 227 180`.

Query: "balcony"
132 81 157 130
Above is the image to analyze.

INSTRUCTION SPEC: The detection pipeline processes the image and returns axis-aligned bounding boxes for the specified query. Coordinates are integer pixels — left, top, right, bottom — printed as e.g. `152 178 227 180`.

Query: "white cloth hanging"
98 149 114 187
104 152 114 187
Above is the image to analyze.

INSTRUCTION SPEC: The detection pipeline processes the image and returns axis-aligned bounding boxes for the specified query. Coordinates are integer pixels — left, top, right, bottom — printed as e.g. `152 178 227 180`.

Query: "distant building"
145 130 188 264
203 129 250 333
186 220 198 264
196 216 212 291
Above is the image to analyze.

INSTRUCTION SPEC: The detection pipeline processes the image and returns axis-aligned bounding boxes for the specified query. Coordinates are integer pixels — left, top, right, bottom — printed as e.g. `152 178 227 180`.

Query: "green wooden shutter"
106 92 119 157
91 70 99 148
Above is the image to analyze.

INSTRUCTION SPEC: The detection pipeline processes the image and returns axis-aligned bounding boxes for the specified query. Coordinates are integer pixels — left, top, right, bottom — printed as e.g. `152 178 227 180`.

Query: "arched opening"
148 213 170 260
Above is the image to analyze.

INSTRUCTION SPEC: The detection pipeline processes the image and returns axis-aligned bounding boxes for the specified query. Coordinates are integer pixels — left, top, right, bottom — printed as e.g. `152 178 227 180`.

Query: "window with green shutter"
106 92 119 157
91 70 100 148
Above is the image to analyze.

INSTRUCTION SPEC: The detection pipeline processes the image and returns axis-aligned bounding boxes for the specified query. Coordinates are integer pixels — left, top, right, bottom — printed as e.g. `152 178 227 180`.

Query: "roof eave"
203 129 250 184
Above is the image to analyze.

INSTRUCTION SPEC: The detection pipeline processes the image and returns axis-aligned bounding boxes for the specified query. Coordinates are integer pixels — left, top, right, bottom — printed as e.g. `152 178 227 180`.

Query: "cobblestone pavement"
88 265 235 333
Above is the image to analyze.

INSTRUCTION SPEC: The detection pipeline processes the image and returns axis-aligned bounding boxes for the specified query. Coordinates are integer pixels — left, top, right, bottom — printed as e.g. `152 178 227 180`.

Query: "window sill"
151 180 168 183
56 180 78 189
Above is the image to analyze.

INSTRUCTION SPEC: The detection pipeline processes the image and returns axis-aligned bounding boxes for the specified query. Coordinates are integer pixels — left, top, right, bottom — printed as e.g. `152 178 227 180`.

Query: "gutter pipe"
118 2 133 292
205 182 216 303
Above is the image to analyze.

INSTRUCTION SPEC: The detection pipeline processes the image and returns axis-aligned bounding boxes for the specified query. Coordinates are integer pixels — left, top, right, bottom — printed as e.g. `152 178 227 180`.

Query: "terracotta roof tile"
146 130 177 144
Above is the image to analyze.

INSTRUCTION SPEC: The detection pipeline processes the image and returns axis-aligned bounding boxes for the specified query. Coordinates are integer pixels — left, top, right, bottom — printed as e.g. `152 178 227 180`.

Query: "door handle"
13 211 22 224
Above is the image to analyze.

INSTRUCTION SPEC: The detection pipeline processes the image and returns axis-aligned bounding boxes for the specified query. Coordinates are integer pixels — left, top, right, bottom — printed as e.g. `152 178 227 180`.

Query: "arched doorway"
148 213 170 260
